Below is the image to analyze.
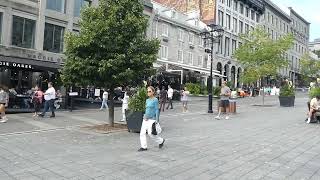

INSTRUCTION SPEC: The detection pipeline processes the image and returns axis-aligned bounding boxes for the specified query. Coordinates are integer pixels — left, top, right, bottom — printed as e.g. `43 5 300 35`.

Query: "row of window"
218 11 254 34
46 0 91 17
0 15 64 53
220 0 260 23
160 45 206 67
265 11 290 33
160 23 204 46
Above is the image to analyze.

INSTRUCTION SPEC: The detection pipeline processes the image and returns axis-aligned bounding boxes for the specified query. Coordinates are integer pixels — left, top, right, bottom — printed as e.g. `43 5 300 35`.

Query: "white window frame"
188 32 194 45
162 23 169 37
187 52 193 65
198 55 203 66
178 50 183 63
178 29 184 41
160 45 168 60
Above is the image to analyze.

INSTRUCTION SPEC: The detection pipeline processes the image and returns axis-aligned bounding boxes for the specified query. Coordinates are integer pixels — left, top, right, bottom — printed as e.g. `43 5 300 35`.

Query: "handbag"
151 121 162 135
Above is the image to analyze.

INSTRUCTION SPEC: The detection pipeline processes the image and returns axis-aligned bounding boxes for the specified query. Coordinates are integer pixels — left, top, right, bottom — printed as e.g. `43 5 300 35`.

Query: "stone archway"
231 66 236 88
224 64 229 81
237 67 242 87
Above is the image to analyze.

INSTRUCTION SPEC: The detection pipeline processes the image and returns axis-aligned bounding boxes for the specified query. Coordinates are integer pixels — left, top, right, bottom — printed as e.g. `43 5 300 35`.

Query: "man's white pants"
122 103 128 121
140 119 163 149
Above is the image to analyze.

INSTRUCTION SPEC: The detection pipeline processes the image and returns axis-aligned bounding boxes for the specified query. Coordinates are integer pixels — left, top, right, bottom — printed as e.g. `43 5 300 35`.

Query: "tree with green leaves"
61 0 160 126
300 53 320 85
234 27 294 105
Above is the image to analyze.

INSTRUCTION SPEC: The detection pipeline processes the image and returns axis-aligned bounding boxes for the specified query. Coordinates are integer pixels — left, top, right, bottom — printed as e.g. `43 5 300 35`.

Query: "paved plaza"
0 93 320 179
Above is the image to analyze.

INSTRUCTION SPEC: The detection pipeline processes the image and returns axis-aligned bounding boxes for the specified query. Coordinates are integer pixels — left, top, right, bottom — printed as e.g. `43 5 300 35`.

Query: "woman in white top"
120 91 130 122
181 87 190 112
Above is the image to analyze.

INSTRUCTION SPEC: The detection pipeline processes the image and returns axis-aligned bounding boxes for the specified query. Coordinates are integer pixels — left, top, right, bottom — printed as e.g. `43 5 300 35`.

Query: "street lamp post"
200 24 224 113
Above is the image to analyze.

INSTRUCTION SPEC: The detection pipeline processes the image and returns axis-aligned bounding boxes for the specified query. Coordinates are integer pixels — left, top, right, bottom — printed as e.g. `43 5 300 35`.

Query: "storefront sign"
0 61 32 69
26 53 63 63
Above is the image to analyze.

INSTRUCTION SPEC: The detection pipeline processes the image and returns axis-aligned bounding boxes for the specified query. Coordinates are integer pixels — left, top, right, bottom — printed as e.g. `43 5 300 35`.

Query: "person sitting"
307 95 320 123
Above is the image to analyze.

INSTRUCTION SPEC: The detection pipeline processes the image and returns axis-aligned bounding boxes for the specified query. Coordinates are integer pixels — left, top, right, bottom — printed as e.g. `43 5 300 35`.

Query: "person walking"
181 87 190 112
138 86 165 152
166 85 174 109
215 81 231 120
100 89 108 110
38 82 56 118
120 91 129 122
0 86 9 123
159 86 167 112
32 85 43 117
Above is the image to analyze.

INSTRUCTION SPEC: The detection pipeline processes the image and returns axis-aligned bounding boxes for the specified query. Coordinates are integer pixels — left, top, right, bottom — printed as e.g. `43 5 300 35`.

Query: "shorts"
220 100 229 108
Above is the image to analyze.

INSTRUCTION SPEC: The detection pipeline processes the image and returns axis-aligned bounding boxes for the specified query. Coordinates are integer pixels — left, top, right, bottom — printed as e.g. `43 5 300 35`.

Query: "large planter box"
279 96 295 107
125 110 143 133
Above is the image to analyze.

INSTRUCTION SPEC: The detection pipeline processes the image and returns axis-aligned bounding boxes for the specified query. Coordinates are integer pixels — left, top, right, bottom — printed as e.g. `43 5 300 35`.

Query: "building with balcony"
309 38 320 52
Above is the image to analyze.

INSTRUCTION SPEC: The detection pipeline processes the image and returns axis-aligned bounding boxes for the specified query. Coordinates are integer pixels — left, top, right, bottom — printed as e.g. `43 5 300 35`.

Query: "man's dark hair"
316 95 320 99
48 82 53 86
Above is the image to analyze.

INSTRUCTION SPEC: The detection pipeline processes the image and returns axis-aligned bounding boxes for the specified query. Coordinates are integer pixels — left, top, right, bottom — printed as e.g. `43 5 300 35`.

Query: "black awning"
0 55 60 71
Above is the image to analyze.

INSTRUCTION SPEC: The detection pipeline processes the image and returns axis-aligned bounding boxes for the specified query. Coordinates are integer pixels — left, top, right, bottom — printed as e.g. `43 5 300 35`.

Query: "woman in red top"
32 85 43 117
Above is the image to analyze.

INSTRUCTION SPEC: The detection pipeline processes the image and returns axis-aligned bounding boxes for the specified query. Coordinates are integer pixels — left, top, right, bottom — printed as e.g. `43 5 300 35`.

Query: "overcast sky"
271 0 320 42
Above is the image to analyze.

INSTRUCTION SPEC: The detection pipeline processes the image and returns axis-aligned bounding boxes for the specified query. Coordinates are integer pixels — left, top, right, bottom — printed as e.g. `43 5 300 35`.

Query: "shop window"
74 0 91 17
43 23 65 53
47 0 66 13
12 16 36 49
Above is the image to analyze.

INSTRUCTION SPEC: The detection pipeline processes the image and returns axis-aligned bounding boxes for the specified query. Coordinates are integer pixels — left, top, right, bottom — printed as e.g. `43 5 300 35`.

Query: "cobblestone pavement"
0 93 319 180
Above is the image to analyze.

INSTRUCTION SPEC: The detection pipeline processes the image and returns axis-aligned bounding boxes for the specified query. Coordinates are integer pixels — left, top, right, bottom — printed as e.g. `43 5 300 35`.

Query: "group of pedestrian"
158 85 174 112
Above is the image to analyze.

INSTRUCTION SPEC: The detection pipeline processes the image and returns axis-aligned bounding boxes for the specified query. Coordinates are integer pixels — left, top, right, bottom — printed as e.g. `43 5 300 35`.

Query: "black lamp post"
200 24 224 113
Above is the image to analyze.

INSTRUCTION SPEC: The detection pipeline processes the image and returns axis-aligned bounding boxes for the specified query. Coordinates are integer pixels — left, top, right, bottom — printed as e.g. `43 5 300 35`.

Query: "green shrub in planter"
185 83 201 95
279 84 295 97
128 87 148 111
309 87 320 98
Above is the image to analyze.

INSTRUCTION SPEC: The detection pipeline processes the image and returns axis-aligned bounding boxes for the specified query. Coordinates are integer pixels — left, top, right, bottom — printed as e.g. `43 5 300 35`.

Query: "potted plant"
126 87 147 133
279 81 295 107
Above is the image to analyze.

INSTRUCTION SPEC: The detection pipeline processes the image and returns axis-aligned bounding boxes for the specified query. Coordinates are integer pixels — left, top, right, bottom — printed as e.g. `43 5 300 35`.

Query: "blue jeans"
42 99 55 116
100 99 108 109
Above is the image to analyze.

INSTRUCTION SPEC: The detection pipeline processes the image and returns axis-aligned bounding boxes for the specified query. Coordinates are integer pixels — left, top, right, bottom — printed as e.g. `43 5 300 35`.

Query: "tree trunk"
262 86 265 106
108 89 115 127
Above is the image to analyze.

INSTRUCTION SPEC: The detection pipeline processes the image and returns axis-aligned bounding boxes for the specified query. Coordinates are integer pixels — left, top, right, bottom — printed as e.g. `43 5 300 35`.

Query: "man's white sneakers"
225 116 230 120
306 118 311 124
215 116 221 120
0 117 8 123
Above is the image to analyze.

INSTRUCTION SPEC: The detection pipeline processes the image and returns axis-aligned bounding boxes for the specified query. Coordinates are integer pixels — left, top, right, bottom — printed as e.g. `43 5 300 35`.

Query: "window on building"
162 23 169 37
160 45 168 60
74 0 91 17
0 12 2 44
178 50 183 62
271 15 274 24
43 23 65 53
218 39 223 54
226 14 231 29
233 18 237 33
271 30 274 40
275 18 278 28
232 39 237 54
251 10 255 21
256 13 260 22
245 7 249 17
233 0 237 11
187 52 193 65
199 35 204 47
240 3 244 14
226 0 231 7
178 29 184 41
267 12 270 23
239 21 243 34
188 32 194 44
198 55 203 66
218 10 224 27
245 23 249 34
46 0 66 13
11 16 36 49
225 37 230 56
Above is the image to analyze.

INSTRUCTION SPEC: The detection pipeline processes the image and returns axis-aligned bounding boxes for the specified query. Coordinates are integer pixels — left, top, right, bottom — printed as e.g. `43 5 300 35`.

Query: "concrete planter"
125 110 143 133
279 96 295 107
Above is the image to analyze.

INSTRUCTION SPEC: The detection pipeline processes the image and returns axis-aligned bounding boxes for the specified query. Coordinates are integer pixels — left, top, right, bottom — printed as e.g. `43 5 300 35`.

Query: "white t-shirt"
102 91 108 100
310 98 320 110
167 88 174 98
44 87 56 101
122 93 129 105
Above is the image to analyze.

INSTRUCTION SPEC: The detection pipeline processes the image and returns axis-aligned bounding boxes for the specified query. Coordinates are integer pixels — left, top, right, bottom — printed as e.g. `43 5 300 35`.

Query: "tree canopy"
61 0 160 126
233 27 294 85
